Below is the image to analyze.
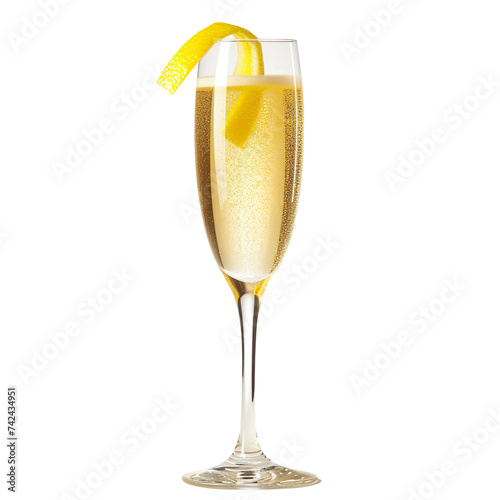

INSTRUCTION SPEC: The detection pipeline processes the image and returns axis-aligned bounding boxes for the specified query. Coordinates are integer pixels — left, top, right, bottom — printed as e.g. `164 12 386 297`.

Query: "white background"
2 0 500 499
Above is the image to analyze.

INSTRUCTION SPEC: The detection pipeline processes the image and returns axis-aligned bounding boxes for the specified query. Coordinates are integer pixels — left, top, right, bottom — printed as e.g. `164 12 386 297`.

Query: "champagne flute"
183 38 319 489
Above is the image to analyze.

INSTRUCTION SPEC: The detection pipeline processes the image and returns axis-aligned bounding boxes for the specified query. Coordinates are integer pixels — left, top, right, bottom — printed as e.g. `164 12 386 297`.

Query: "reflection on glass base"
182 453 320 489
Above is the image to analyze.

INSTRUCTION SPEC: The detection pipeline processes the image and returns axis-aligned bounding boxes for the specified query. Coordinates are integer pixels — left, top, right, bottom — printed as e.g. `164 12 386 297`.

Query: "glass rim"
218 38 297 43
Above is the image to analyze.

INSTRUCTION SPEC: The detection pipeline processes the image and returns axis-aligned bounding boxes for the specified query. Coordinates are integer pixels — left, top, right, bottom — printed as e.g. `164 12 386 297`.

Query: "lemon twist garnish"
157 23 264 147
157 22 264 94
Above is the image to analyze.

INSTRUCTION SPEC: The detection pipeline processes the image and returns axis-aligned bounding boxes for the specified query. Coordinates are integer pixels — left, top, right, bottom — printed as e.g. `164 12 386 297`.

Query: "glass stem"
233 292 263 458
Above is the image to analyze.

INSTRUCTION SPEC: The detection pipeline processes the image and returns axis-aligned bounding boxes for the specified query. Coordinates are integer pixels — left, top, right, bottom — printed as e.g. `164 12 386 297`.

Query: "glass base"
182 453 320 489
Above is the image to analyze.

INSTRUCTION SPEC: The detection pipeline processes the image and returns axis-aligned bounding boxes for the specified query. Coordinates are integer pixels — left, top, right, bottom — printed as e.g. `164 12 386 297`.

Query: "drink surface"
195 75 303 283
